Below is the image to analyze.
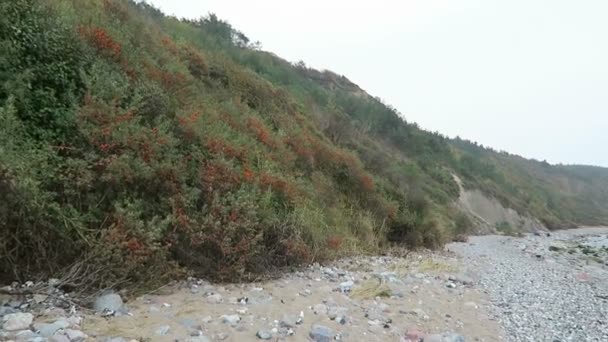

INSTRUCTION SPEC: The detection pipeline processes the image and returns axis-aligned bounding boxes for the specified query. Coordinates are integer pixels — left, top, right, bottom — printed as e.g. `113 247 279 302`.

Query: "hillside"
1 0 608 287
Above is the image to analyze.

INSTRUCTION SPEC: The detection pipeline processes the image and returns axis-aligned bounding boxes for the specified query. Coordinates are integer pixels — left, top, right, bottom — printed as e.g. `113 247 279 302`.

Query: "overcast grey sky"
149 0 608 167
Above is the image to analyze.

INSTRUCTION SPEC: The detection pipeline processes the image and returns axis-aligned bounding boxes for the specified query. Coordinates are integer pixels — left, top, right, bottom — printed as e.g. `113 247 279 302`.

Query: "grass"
388 255 459 275
350 278 392 300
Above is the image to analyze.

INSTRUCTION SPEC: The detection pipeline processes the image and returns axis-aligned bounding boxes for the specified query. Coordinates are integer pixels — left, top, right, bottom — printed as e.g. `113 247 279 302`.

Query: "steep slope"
1 0 607 287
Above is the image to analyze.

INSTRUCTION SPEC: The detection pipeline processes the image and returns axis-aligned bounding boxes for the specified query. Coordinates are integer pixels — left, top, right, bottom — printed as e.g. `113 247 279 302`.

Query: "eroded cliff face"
453 175 546 234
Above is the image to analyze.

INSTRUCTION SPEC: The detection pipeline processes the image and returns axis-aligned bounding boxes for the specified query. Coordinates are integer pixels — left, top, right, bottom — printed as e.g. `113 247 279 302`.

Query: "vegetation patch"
1 0 608 289
350 278 392 300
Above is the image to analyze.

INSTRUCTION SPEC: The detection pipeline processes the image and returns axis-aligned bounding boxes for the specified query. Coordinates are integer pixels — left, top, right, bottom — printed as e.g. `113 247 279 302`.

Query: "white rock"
94 293 123 312
206 293 223 304
67 316 83 327
49 334 71 342
34 321 67 337
312 304 328 315
155 325 170 335
2 312 33 331
33 294 48 304
220 314 240 325
339 280 354 293
65 329 87 341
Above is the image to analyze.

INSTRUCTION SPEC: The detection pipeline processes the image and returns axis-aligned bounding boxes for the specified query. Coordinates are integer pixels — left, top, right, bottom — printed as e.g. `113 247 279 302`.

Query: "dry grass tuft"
350 278 392 299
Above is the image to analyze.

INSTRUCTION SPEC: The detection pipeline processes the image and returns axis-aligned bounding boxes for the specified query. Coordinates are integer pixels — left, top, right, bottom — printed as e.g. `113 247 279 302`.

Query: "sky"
149 0 608 167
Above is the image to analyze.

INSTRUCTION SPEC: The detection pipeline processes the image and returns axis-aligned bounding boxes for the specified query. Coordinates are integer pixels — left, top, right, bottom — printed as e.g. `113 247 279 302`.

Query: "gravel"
450 227 608 342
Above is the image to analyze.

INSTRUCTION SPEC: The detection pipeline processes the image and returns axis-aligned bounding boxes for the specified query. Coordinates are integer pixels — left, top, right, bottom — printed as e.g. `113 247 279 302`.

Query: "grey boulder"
94 292 124 313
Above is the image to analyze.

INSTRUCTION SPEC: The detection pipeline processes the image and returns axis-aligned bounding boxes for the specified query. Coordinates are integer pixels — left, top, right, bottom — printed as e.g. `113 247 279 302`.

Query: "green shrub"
0 0 88 142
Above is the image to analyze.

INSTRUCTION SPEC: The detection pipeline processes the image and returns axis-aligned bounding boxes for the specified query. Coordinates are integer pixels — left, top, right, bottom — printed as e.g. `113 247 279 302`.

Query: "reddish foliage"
242 166 255 182
176 112 201 141
285 135 315 168
137 140 153 163
386 205 397 220
259 173 298 201
144 62 188 90
228 210 239 222
126 238 144 253
205 137 246 162
173 205 190 231
220 112 244 132
78 26 121 59
98 142 116 153
282 239 312 264
181 46 208 78
161 36 179 55
326 235 343 251
358 174 375 192
201 161 242 193
80 105 136 154
120 59 138 80
104 216 153 259
177 112 201 125
286 132 375 193
247 117 277 148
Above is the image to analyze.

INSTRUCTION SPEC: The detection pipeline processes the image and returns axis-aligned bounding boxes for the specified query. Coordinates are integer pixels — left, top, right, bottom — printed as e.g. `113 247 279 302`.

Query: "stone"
33 294 48 304
256 329 273 340
327 306 348 320
65 329 87 342
405 328 426 341
220 314 240 325
34 321 67 337
101 338 128 342
248 292 273 305
312 304 328 315
425 333 465 342
279 314 297 328
15 329 40 339
2 312 34 331
215 332 229 340
179 317 199 329
322 268 337 278
336 315 347 325
94 292 124 313
206 293 223 304
448 274 475 286
185 337 211 342
446 282 456 289
339 280 354 293
284 327 295 336
0 306 17 317
409 309 430 321
66 316 82 327
309 324 334 342
464 301 478 309
155 325 170 335
49 334 71 342
48 278 61 287
26 337 47 342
